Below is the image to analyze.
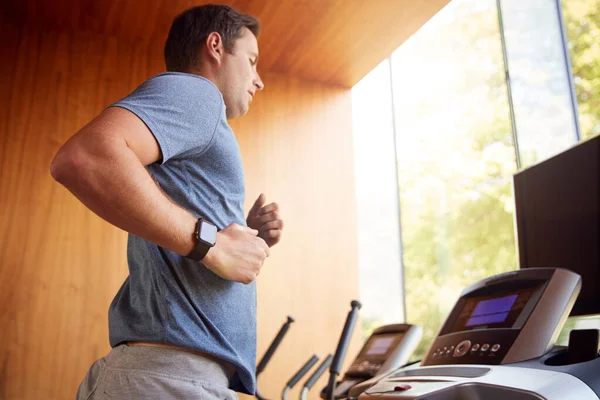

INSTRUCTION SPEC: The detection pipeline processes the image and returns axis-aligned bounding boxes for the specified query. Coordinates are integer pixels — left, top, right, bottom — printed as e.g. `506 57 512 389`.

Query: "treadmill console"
347 324 421 378
354 268 600 400
323 324 421 399
422 268 580 366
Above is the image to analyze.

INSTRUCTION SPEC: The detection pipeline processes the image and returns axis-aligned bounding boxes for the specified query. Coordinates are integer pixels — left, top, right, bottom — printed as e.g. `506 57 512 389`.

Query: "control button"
471 343 480 352
450 346 455 351
433 352 438 357
445 349 452 355
394 384 412 392
491 344 501 352
454 340 472 357
436 348 441 353
481 344 490 352
443 347 448 352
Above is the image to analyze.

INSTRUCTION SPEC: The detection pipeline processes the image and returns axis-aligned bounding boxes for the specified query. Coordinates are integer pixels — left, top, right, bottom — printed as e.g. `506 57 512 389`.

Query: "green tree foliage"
391 0 598 360
392 0 517 359
563 0 600 139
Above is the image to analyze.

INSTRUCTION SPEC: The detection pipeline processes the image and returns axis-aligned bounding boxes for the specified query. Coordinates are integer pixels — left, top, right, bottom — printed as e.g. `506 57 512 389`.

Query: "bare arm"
50 107 268 283
51 107 196 255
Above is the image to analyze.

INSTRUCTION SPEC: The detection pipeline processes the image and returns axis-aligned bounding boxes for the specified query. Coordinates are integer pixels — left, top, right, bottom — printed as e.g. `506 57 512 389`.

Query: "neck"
185 65 220 90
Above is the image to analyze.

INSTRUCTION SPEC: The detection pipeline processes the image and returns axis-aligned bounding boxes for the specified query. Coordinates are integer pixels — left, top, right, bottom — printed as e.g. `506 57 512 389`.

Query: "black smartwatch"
186 218 218 261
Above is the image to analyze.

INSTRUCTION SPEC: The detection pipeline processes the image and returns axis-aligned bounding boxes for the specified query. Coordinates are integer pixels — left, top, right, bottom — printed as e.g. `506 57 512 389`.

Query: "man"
50 4 282 399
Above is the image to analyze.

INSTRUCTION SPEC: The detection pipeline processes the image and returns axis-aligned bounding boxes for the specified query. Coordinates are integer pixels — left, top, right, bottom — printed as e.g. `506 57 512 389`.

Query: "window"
391 0 517 359
562 0 600 140
500 0 580 167
352 0 600 358
352 60 405 338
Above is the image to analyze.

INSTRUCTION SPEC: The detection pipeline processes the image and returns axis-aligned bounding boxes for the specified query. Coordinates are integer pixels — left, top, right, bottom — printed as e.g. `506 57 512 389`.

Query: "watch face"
199 221 217 245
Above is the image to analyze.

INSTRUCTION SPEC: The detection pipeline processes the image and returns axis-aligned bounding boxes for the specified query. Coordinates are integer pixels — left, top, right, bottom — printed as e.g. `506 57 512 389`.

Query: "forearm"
51 135 196 256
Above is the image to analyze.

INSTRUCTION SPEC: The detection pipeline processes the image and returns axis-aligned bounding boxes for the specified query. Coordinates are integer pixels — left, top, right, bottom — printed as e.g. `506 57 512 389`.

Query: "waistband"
105 343 234 388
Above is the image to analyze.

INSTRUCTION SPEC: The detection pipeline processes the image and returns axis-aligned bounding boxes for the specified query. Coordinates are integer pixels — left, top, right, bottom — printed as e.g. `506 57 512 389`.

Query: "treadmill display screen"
366 336 396 355
451 286 539 332
465 294 518 327
360 333 404 359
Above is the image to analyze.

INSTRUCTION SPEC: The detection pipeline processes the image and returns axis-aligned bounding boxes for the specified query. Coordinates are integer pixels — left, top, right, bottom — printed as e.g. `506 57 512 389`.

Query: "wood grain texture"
2 0 449 88
0 19 157 400
232 72 362 399
0 21 361 400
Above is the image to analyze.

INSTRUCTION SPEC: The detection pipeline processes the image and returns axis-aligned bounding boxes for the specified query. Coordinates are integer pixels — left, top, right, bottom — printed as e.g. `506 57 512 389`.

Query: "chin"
238 104 250 117
226 107 248 120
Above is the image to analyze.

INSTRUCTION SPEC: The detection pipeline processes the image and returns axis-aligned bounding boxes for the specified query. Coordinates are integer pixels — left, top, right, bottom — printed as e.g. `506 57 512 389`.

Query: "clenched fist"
202 223 270 284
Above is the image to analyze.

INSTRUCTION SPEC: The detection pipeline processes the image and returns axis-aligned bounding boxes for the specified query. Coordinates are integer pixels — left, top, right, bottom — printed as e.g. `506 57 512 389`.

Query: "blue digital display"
465 294 518 327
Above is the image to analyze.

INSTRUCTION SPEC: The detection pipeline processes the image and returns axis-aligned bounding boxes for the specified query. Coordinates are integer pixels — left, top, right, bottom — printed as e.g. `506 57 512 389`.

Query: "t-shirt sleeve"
109 74 224 164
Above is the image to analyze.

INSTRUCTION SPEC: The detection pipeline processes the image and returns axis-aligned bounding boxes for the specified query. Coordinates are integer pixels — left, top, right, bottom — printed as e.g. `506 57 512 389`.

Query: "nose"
253 72 264 91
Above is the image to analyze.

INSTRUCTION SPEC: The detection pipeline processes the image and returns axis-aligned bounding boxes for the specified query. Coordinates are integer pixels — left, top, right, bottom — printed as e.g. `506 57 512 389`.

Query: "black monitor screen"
513 135 600 316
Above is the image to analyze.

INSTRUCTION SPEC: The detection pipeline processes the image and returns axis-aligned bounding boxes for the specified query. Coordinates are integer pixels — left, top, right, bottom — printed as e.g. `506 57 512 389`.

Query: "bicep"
71 106 162 166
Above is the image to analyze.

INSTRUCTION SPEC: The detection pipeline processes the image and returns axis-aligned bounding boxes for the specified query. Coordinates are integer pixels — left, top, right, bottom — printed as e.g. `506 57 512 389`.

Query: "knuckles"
241 270 259 285
271 230 282 238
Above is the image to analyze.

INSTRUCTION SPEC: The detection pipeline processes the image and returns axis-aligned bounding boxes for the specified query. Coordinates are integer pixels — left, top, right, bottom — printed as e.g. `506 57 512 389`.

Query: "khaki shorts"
76 344 239 400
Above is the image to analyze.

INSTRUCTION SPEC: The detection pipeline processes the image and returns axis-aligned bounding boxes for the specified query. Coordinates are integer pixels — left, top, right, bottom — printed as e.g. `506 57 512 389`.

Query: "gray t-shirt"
107 72 256 394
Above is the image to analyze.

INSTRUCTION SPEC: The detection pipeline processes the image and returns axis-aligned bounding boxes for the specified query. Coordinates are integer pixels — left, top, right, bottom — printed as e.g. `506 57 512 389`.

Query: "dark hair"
164 4 260 72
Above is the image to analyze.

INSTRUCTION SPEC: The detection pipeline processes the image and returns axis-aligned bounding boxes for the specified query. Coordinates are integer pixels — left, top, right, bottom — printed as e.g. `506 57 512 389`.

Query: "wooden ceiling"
3 0 449 88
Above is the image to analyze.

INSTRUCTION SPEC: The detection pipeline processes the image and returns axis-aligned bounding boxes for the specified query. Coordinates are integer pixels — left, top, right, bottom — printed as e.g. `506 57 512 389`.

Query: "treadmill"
351 268 600 399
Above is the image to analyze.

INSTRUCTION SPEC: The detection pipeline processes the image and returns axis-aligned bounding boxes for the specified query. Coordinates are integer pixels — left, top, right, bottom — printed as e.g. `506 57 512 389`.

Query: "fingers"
248 193 266 216
258 202 279 216
237 224 268 256
259 219 283 231
261 229 282 241
242 225 259 235
257 210 282 226
214 222 272 285
251 229 270 257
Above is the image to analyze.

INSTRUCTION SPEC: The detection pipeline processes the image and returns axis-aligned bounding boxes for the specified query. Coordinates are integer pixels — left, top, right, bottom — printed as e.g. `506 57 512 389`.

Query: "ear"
205 32 225 65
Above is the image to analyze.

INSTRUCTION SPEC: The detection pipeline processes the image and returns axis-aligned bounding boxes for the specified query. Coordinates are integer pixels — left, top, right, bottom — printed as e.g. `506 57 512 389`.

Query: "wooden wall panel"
232 72 361 399
0 20 160 400
0 20 361 400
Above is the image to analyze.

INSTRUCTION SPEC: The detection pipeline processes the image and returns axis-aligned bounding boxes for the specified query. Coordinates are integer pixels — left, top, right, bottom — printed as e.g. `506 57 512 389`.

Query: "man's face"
218 27 264 119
